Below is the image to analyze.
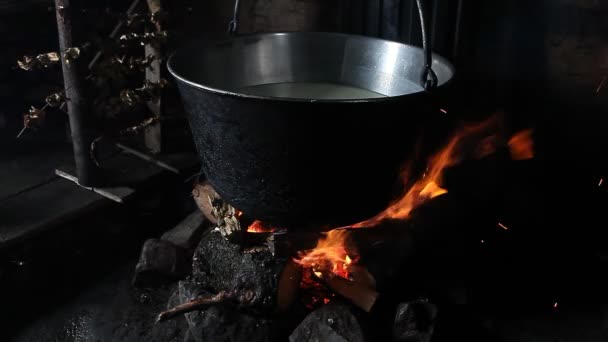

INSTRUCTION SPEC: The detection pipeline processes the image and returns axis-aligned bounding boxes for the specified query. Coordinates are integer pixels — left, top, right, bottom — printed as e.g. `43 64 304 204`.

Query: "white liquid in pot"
238 82 387 100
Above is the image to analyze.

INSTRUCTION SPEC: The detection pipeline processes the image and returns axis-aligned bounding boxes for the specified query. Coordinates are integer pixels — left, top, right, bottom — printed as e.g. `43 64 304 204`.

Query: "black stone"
192 230 285 310
178 280 271 342
289 302 364 342
392 299 438 342
161 211 207 250
133 239 191 287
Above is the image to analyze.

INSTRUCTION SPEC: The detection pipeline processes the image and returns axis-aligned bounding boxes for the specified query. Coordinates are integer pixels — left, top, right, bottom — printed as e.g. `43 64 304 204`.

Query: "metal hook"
415 0 437 91
228 0 241 35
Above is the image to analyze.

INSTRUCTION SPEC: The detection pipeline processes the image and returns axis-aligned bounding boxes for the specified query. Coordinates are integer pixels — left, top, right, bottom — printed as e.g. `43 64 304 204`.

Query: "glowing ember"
440 108 448 114
599 178 604 187
246 220 276 233
294 229 357 280
498 222 509 230
553 302 558 309
481 240 485 244
508 129 534 160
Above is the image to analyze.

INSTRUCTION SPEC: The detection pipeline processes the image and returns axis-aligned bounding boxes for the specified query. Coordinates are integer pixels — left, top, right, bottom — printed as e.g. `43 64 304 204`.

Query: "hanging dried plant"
119 31 168 46
45 92 67 108
24 106 47 127
62 47 81 64
119 79 168 106
17 52 60 71
119 116 161 137
17 106 48 137
150 10 167 26
112 54 157 72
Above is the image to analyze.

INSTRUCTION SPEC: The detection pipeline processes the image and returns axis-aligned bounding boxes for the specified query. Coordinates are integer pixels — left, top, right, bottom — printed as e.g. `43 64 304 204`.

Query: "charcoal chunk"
290 302 364 342
393 299 438 342
133 239 191 287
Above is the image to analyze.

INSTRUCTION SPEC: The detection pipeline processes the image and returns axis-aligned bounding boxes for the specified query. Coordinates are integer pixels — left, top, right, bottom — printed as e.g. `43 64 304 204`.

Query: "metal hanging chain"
415 0 438 91
228 0 241 34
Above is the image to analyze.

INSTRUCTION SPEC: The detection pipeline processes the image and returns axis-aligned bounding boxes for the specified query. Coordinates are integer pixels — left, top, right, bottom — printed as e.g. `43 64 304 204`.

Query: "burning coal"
247 220 277 233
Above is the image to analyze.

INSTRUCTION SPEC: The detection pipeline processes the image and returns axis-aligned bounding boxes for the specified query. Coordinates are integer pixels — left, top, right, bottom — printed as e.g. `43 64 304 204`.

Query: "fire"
246 220 276 233
293 117 535 306
294 229 357 280
350 119 498 228
508 129 534 160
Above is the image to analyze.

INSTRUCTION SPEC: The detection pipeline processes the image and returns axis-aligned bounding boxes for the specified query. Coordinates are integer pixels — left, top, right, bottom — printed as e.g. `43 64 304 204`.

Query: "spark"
599 178 604 187
597 76 607 94
498 222 509 230
440 108 448 114
481 239 485 244
553 302 558 309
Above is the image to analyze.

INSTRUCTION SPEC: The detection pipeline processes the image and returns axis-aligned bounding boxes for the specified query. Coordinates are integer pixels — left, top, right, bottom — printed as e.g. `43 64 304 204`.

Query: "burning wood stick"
156 291 233 322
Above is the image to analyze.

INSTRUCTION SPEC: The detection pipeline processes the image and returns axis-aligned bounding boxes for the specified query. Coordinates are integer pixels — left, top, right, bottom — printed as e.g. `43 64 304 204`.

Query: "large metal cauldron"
168 32 454 227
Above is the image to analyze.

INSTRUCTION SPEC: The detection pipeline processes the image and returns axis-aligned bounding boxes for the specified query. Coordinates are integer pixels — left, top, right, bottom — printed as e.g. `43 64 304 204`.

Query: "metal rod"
452 0 464 59
431 0 440 48
415 0 438 90
55 0 97 186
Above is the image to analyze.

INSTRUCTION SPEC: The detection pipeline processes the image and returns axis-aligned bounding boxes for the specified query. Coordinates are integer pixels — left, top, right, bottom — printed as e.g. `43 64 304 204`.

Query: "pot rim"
167 31 455 104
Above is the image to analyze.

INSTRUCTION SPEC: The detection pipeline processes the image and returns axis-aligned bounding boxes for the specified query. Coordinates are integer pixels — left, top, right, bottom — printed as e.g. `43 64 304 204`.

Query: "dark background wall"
1 0 606 166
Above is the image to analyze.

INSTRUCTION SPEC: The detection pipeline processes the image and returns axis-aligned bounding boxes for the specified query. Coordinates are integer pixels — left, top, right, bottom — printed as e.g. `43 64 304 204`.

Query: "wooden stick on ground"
156 291 233 323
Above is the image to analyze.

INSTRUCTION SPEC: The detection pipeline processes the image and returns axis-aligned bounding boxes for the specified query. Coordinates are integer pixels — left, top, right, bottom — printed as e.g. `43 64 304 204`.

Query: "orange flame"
293 229 357 280
246 220 276 233
350 118 501 228
295 117 535 289
508 129 534 160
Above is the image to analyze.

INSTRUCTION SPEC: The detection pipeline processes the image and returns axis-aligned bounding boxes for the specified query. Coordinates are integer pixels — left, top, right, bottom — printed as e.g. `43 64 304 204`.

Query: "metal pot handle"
415 0 438 90
227 0 437 91
227 0 241 35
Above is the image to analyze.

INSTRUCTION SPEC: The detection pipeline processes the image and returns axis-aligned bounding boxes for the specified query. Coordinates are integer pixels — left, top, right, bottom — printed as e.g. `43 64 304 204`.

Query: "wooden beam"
144 0 163 153
55 0 98 186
